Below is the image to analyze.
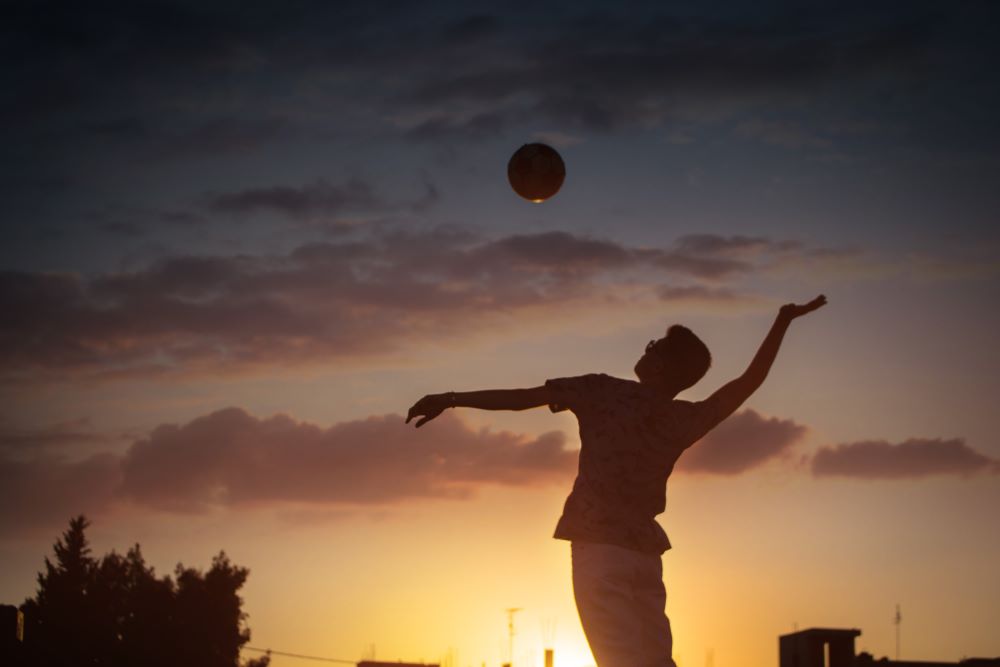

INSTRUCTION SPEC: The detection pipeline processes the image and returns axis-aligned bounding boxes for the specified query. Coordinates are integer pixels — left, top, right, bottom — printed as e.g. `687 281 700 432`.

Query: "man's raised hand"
779 295 827 321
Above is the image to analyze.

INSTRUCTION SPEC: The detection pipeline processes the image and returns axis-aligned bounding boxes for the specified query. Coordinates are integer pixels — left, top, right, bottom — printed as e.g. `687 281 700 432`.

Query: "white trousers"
571 541 677 667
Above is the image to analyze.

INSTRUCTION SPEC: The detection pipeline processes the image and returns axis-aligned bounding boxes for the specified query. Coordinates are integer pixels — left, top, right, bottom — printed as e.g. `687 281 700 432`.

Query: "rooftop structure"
780 628 999 667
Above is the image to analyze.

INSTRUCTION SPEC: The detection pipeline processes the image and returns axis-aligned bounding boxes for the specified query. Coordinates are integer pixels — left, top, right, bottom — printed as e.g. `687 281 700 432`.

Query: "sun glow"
548 638 596 667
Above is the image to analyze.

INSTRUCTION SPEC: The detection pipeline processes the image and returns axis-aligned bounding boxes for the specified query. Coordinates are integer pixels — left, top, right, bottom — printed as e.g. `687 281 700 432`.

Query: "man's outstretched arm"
699 295 827 430
406 386 550 428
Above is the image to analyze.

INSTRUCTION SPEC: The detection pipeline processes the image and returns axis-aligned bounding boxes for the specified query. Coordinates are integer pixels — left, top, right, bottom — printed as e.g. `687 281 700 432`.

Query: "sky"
2 1 999 666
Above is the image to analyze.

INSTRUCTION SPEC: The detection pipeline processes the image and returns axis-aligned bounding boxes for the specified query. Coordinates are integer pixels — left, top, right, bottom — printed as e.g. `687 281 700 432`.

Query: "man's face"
634 338 667 382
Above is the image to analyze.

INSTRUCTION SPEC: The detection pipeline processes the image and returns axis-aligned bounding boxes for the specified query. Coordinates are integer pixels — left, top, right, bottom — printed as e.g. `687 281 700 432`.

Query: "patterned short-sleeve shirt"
546 373 725 554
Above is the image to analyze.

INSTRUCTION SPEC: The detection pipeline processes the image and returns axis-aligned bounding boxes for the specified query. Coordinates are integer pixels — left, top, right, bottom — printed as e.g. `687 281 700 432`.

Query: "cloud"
678 409 808 474
402 111 507 142
0 418 125 453
118 408 575 511
656 284 756 304
203 178 380 220
4 1 977 156
811 438 1000 479
474 231 632 273
390 6 952 138
198 177 442 224
0 407 576 536
673 234 800 256
1 227 842 382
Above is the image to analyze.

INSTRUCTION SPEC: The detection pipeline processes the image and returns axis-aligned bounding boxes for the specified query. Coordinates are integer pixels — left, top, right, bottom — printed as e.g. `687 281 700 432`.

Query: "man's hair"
656 325 712 391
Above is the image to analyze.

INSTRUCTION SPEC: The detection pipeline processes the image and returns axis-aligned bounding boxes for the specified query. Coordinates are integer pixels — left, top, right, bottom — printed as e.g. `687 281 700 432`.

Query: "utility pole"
894 603 902 660
505 607 522 667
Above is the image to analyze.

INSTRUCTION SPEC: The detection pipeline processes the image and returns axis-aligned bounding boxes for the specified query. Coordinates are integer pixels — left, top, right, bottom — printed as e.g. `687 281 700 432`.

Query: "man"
406 295 827 667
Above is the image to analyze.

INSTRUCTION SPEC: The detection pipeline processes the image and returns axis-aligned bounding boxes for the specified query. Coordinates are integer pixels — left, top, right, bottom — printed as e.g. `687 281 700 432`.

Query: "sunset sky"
2 2 999 667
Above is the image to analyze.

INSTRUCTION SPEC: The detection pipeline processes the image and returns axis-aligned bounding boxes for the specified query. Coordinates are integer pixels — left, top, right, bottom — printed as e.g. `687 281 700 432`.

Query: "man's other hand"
779 295 827 321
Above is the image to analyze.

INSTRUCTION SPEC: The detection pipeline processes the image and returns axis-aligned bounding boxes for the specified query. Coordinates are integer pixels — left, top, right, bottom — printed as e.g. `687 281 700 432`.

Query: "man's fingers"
793 295 827 316
406 396 445 428
807 295 827 312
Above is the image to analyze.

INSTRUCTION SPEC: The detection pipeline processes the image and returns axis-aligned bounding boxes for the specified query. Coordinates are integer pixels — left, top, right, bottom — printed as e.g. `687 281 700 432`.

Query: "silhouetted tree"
21 516 98 666
20 516 267 667
173 553 251 667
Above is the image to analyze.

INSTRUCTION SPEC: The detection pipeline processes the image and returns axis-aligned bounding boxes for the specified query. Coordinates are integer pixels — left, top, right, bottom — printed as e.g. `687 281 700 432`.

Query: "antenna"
506 607 522 667
894 604 902 660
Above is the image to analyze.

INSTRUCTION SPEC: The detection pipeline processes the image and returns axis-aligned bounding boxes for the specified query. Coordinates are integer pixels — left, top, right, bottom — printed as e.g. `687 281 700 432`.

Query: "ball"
507 143 566 203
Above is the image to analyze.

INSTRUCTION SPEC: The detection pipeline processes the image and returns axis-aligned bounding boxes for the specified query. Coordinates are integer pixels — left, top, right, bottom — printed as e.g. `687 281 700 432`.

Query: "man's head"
634 324 712 394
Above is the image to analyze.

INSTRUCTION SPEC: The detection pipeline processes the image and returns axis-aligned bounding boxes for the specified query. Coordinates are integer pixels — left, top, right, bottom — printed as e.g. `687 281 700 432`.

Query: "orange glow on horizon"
549 638 597 667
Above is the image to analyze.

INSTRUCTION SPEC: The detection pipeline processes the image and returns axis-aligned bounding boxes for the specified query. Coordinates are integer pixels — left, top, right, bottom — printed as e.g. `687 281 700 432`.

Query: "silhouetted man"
407 296 827 667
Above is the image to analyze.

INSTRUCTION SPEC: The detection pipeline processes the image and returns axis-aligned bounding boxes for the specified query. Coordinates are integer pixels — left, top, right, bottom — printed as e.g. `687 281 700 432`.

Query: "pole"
894 604 901 660
506 608 522 667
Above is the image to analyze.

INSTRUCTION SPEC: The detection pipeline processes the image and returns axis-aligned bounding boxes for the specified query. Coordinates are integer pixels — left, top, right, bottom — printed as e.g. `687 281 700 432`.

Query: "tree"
173 553 251 667
20 516 267 667
21 516 98 666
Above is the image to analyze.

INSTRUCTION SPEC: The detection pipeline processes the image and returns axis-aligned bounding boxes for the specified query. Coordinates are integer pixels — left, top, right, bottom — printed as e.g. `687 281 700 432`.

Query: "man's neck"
637 378 680 400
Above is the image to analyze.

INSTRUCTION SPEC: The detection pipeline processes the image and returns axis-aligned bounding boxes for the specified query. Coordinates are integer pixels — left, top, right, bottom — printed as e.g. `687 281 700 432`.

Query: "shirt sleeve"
544 374 606 414
681 394 731 445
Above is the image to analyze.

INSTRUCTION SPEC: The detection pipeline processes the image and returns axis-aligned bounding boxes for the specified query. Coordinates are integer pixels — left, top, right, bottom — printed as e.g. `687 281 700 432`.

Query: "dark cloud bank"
6 0 997 235
1 227 843 382
6 0 989 142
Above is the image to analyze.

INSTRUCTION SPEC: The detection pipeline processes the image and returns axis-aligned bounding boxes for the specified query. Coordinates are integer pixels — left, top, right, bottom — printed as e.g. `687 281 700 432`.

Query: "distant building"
780 628 1000 667
780 628 863 667
856 654 1000 667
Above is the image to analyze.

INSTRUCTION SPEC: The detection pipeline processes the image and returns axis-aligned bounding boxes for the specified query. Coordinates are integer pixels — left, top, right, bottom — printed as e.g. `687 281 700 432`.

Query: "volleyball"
507 143 566 203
